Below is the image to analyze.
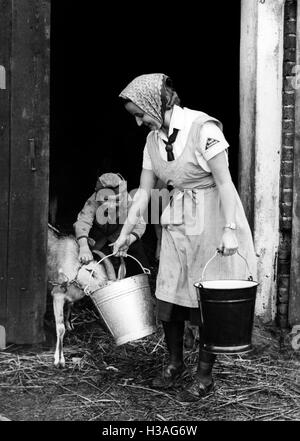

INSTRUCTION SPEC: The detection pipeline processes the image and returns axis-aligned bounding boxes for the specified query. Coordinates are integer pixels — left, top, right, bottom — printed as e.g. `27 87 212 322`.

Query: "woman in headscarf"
112 73 257 400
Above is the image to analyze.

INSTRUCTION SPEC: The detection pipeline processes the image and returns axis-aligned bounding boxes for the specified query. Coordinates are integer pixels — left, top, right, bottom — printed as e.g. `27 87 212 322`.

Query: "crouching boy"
74 172 149 276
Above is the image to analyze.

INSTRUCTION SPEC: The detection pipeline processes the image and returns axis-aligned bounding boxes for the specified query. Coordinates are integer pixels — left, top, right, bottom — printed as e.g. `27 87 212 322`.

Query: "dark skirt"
156 299 201 325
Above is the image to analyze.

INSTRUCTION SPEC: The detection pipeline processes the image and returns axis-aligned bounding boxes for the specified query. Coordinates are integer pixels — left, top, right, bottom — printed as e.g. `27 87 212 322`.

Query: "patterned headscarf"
119 73 171 126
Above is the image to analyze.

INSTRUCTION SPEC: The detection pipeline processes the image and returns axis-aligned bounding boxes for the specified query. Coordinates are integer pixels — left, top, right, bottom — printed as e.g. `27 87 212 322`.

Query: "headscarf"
119 73 179 127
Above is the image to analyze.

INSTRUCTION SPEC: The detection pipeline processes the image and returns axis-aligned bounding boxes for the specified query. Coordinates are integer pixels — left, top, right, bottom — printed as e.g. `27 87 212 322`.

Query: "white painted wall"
240 0 286 321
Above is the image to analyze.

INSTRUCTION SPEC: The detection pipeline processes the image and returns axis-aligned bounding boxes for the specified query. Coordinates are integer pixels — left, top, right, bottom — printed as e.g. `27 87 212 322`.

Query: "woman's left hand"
219 230 238 256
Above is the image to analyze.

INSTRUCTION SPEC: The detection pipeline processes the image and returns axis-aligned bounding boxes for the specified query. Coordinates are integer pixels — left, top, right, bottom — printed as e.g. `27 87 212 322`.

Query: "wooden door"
0 0 50 343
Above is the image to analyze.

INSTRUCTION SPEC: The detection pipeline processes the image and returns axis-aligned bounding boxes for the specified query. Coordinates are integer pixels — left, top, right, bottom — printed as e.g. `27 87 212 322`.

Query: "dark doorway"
50 2 241 235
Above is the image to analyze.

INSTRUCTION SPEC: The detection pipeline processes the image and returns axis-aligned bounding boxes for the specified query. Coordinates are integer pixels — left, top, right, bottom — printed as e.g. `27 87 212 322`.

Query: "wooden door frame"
239 0 286 322
289 0 300 326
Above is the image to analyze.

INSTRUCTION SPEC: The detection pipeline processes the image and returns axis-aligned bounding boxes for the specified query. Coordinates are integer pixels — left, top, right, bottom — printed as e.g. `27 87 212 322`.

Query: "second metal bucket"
194 250 259 355
88 254 157 346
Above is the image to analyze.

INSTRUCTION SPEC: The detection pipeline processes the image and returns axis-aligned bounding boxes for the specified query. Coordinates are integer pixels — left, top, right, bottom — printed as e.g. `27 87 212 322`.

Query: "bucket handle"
84 253 151 295
201 248 253 283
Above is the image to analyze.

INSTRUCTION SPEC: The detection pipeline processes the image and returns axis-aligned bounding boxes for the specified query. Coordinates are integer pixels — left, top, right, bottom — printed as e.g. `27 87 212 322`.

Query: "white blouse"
142 105 229 173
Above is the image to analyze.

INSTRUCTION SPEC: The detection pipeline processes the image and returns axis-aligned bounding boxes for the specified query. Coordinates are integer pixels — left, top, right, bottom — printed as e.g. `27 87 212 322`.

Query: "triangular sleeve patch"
205 138 220 150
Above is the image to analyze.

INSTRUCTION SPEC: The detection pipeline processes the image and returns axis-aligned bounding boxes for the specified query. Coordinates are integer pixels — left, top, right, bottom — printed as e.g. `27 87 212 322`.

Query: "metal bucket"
194 250 259 355
87 254 157 345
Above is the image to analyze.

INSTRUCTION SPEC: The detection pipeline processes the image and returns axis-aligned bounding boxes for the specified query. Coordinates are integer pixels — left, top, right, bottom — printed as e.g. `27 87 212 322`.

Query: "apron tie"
161 188 204 232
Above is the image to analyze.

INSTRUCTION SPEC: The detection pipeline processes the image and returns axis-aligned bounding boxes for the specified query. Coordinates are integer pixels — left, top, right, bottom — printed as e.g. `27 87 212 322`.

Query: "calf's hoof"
54 357 65 369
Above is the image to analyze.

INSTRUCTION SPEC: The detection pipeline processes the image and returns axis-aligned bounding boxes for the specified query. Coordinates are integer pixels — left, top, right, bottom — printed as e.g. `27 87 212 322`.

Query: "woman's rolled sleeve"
195 121 229 170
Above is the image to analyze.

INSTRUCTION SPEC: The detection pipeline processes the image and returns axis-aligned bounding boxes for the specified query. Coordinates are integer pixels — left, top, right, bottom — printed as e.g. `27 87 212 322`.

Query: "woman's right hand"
79 245 93 264
110 234 131 257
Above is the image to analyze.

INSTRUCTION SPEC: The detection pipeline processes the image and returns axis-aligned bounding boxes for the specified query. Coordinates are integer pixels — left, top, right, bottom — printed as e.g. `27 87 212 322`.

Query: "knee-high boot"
162 320 185 366
197 327 216 385
181 327 216 400
197 348 216 385
152 320 186 389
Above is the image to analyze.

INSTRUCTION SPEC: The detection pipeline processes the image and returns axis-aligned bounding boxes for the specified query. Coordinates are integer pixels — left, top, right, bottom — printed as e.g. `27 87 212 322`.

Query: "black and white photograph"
0 0 300 427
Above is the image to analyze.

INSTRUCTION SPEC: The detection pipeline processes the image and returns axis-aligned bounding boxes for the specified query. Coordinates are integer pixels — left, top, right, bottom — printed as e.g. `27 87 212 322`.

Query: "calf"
47 224 116 367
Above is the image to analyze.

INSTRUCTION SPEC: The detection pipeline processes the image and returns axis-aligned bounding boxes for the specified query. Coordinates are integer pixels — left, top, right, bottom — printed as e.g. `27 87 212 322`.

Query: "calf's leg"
52 291 66 368
65 302 74 331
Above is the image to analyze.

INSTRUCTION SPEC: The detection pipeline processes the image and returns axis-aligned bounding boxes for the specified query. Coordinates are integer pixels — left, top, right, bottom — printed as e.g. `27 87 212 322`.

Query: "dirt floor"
1 260 300 422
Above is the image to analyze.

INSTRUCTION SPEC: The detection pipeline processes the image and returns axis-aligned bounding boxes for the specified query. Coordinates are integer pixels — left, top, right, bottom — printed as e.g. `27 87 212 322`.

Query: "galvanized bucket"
194 249 259 355
87 254 157 346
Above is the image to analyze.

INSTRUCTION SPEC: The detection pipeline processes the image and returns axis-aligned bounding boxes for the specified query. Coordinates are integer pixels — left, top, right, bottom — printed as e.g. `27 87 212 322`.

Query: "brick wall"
277 0 297 328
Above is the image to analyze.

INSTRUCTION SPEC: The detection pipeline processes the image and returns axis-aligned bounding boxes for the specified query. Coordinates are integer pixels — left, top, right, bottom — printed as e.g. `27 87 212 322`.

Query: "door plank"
6 0 50 343
0 0 12 332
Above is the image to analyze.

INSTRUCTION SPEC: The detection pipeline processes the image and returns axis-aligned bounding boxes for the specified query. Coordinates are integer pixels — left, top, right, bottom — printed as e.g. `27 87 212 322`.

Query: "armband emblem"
205 138 219 150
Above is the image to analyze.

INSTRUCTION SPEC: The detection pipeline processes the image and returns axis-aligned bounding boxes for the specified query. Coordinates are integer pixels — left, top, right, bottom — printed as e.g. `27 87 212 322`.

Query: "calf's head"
77 261 108 293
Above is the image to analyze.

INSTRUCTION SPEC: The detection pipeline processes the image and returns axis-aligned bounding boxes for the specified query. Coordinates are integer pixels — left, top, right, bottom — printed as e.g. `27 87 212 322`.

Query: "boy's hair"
95 172 125 192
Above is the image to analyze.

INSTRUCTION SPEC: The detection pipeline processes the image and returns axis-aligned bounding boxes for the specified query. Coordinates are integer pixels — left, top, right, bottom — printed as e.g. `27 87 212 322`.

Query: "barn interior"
50 1 241 258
